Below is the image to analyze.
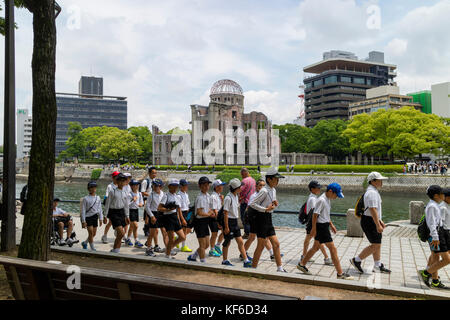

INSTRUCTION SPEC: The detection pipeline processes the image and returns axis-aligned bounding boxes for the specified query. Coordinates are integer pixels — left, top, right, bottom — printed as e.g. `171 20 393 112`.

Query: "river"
15 181 430 230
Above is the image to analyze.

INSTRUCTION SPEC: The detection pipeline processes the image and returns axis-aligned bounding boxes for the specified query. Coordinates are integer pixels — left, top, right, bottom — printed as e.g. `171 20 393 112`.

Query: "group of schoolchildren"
53 166 450 287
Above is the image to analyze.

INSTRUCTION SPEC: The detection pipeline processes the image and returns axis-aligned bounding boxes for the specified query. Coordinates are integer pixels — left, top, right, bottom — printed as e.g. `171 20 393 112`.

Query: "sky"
0 0 449 142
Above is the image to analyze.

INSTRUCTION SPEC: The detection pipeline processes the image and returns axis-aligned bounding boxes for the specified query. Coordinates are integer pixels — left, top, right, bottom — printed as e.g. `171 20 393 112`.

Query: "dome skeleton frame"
210 79 243 95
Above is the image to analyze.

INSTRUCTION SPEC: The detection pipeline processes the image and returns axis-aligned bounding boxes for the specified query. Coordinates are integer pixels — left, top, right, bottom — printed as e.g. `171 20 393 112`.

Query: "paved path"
14 214 450 299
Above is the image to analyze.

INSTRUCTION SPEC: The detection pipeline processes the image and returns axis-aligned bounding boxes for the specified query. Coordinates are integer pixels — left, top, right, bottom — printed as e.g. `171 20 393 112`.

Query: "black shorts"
182 210 194 229
429 227 450 253
85 214 99 228
149 211 163 229
361 214 382 244
194 218 210 238
161 213 182 232
108 208 126 229
208 217 219 233
315 222 333 244
129 209 139 222
255 213 276 239
247 207 258 234
223 218 242 246
53 217 71 230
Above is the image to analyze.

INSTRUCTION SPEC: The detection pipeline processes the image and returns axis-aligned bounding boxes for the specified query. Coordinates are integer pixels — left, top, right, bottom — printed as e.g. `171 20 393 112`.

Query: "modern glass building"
407 90 432 114
303 51 397 127
56 92 127 156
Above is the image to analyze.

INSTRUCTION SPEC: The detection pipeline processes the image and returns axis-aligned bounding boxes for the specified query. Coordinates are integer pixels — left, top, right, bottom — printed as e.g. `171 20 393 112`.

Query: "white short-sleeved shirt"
440 202 449 230
129 191 143 210
306 193 318 214
249 186 277 213
53 207 66 217
146 191 165 216
363 185 382 220
426 200 443 241
211 191 222 211
314 193 331 224
105 182 116 197
223 193 240 219
195 192 212 219
160 192 181 215
248 191 258 206
177 191 190 212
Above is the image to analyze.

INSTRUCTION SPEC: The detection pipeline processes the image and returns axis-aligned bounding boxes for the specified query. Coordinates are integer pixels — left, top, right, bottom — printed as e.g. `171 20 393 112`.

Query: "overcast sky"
0 0 449 142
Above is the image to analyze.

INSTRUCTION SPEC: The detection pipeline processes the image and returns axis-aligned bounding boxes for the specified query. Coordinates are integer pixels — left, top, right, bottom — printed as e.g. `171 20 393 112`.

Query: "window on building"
258 121 266 129
367 79 372 85
341 76 351 83
232 111 237 119
305 82 312 89
313 79 323 87
244 122 251 131
354 77 365 84
324 75 337 84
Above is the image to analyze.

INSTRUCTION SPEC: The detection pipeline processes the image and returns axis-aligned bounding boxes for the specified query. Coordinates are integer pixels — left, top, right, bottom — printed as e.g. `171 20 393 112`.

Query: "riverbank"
16 168 449 193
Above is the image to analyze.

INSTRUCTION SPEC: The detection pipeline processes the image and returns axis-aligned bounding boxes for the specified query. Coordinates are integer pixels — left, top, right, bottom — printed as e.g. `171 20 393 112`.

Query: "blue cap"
153 179 164 187
179 179 189 186
327 183 344 198
129 179 140 186
87 181 97 188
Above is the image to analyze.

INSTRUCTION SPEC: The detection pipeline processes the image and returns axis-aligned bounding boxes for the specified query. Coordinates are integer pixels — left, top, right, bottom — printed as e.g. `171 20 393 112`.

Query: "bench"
0 256 299 300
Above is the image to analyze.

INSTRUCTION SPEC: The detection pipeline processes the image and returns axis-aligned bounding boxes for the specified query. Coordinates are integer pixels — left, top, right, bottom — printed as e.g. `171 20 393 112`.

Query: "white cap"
266 167 285 178
367 171 388 181
123 173 132 177
212 179 226 189
229 178 242 190
168 178 180 186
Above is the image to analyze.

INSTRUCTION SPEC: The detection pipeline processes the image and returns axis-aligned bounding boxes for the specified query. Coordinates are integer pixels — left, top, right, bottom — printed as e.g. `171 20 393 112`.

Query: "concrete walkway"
14 215 450 299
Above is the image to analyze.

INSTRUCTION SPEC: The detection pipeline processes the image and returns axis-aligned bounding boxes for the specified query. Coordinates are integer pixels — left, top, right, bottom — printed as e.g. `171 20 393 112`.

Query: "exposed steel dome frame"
210 79 243 95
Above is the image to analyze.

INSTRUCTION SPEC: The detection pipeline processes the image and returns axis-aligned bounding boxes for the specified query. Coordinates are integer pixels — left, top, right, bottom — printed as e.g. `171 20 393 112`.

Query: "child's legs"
358 243 378 261
325 242 342 275
132 222 138 239
218 231 224 244
428 253 440 279
166 230 174 255
198 236 209 259
427 252 450 275
114 226 125 249
104 219 112 235
244 233 256 252
153 228 159 245
268 236 282 267
302 240 320 265
251 238 266 268
264 238 272 251
303 234 313 256
87 226 95 243
160 228 168 247
124 224 129 238
147 228 156 246
173 229 186 247
319 243 329 259
235 237 247 259
210 232 218 248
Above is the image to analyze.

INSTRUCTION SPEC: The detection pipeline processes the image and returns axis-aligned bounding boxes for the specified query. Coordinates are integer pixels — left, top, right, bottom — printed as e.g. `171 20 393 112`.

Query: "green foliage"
216 169 261 183
277 164 403 173
91 169 102 180
128 126 152 161
343 107 450 159
273 124 312 153
94 127 142 161
64 122 86 159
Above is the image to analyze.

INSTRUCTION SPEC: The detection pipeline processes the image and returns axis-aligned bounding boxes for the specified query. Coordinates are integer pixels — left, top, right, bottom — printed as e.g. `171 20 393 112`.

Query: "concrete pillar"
371 156 374 165
291 152 296 165
345 156 348 165
410 201 425 225
351 156 355 165
364 155 368 166
357 151 362 165
346 209 363 237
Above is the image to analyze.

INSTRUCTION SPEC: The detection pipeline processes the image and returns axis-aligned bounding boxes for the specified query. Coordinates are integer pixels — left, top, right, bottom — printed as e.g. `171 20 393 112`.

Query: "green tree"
128 126 152 161
309 119 350 160
273 124 312 153
64 121 86 160
94 127 142 162
79 126 110 159
343 107 450 160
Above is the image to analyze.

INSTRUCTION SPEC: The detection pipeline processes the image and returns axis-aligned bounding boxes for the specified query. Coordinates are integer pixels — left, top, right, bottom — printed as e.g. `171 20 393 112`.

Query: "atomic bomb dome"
210 79 244 107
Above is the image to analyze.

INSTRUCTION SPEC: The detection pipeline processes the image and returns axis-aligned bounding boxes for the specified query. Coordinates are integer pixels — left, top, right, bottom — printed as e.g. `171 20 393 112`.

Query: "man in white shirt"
52 198 74 246
351 172 391 274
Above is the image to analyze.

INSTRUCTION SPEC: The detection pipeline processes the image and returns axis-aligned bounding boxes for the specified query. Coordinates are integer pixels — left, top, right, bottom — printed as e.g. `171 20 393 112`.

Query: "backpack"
417 214 430 242
185 205 196 225
354 192 367 218
20 185 28 203
298 202 308 224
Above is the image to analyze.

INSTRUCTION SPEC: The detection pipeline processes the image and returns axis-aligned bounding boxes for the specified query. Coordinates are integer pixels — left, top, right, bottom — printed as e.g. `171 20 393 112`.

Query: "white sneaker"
101 235 108 244
324 258 333 266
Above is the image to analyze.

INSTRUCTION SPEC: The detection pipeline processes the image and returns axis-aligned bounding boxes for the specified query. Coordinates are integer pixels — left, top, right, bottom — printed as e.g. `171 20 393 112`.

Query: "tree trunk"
18 1 57 261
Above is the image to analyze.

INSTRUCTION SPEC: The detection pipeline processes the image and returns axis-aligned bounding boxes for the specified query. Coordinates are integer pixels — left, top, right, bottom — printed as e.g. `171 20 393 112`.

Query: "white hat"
229 178 242 190
266 167 285 178
123 173 132 177
168 178 180 186
212 179 227 189
367 172 388 181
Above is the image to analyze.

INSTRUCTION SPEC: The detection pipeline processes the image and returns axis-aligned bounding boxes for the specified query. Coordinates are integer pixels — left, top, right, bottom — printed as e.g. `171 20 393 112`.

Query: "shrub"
91 169 102 180
278 165 402 173
216 169 261 184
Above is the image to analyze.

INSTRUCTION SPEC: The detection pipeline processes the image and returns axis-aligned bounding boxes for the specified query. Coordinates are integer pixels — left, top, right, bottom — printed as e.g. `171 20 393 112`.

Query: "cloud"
385 38 408 57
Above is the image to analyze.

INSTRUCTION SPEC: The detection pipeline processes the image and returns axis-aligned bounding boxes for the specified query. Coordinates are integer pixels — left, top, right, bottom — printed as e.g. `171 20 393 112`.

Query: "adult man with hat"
350 172 391 274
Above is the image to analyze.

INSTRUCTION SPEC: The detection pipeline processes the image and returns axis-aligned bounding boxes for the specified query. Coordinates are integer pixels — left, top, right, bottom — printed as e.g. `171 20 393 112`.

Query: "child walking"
81 181 107 251
125 179 144 248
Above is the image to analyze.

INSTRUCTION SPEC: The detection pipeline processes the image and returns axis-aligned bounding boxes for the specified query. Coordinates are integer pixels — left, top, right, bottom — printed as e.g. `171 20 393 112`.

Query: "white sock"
200 258 206 263
182 241 186 247
89 242 95 250
374 260 381 267
244 258 250 263
277 266 285 272
216 242 222 247
192 250 199 259
113 248 120 253
269 249 274 255
355 256 362 262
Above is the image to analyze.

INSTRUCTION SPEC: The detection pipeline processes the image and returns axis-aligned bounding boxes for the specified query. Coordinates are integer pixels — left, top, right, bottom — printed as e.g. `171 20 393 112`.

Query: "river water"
16 181 429 231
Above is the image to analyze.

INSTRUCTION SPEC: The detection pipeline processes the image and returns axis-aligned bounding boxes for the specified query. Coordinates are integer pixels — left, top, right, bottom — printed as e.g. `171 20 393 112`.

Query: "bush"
91 169 102 180
278 165 403 173
216 169 261 184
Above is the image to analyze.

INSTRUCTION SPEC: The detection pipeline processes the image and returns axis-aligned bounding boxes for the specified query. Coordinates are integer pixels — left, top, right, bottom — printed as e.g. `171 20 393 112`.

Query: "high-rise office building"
303 50 397 127
17 109 33 159
56 77 127 157
79 76 103 96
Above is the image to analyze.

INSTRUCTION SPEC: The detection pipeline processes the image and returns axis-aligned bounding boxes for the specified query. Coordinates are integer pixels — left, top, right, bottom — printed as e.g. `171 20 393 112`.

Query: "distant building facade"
56 76 127 156
79 76 103 96
152 79 275 165
431 82 450 118
303 50 397 127
16 109 33 159
349 86 422 118
407 90 432 114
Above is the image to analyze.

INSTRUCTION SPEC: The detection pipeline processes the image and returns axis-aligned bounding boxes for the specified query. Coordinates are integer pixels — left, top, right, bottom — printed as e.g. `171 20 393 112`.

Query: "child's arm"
80 198 87 223
224 211 229 234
